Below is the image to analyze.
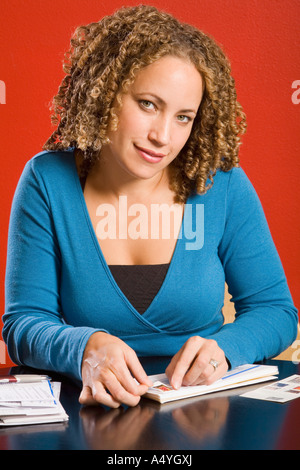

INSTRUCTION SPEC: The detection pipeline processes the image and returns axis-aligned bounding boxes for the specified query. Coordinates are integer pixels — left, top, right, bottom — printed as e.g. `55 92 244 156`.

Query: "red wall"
1 0 299 367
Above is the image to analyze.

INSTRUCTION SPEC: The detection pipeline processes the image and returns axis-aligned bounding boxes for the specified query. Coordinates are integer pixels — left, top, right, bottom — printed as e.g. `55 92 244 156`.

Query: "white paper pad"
145 364 279 404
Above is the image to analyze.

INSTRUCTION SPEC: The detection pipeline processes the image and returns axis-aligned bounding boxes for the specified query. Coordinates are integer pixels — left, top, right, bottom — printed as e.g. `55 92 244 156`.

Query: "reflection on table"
0 358 299 450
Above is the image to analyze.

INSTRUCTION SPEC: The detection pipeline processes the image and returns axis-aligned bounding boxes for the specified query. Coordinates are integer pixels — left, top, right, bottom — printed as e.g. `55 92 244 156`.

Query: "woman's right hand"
79 332 152 408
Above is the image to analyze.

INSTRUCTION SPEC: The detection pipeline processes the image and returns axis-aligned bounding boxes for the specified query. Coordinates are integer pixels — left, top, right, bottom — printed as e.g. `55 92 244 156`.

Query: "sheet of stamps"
241 375 300 403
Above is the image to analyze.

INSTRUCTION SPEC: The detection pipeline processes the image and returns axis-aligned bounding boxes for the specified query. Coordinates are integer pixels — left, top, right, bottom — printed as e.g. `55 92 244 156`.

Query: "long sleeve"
208 168 298 368
3 158 105 381
3 153 298 379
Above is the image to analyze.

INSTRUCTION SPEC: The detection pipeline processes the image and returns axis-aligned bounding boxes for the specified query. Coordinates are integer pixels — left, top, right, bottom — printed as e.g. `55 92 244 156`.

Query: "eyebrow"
134 92 198 115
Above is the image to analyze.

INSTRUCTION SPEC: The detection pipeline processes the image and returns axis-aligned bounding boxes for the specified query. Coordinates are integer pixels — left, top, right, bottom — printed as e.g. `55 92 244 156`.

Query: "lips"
134 145 167 163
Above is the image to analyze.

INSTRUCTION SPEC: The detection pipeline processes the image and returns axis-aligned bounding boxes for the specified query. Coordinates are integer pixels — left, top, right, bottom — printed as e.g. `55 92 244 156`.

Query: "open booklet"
0 376 68 426
144 364 279 404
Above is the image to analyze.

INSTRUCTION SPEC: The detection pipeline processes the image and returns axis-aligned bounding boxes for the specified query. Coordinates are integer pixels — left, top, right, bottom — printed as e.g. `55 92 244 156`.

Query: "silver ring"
209 359 220 371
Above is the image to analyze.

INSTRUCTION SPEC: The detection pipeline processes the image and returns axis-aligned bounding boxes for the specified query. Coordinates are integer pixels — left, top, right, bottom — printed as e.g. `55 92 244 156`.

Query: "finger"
187 353 229 386
79 385 98 406
165 350 180 380
99 369 143 407
79 383 120 408
79 382 122 408
167 337 202 389
103 352 151 398
112 364 150 398
124 349 153 389
192 360 228 386
181 340 218 386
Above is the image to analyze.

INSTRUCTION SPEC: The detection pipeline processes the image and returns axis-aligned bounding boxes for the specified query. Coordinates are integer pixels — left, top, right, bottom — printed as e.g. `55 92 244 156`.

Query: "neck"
87 156 170 203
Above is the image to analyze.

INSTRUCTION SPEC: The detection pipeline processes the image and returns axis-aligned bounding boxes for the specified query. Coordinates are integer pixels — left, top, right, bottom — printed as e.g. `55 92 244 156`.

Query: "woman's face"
102 55 204 183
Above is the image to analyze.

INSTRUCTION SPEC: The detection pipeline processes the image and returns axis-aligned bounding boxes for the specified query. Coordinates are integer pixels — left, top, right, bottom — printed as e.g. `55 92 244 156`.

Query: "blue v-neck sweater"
3 150 298 381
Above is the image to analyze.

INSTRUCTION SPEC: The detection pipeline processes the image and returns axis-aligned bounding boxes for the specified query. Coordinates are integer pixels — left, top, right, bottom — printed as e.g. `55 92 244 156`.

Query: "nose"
148 115 171 147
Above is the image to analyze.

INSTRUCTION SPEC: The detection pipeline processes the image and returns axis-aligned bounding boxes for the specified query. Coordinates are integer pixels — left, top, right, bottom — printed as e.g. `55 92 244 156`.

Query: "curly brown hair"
43 5 246 203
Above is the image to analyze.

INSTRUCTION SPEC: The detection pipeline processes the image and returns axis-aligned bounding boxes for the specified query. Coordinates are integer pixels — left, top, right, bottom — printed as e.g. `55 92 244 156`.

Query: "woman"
3 5 298 408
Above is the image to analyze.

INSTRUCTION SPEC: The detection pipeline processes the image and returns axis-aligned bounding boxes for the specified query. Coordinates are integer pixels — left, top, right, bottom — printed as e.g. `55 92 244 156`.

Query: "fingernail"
172 380 180 390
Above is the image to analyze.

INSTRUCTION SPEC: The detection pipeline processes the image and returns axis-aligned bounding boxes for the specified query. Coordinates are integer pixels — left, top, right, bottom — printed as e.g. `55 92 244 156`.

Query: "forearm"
208 304 298 369
2 312 105 381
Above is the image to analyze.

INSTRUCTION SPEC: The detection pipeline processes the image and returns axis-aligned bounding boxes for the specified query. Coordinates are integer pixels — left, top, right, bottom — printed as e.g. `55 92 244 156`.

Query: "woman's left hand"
165 336 228 389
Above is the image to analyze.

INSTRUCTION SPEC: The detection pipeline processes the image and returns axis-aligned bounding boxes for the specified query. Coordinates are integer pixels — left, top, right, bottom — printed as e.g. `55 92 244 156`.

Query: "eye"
177 115 192 123
139 100 155 110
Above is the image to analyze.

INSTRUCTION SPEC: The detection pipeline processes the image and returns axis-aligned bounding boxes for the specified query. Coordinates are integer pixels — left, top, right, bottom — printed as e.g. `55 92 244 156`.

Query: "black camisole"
109 264 170 314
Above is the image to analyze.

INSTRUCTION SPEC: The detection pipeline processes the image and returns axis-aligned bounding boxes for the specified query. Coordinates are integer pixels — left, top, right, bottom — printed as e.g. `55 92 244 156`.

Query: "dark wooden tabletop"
0 358 299 452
